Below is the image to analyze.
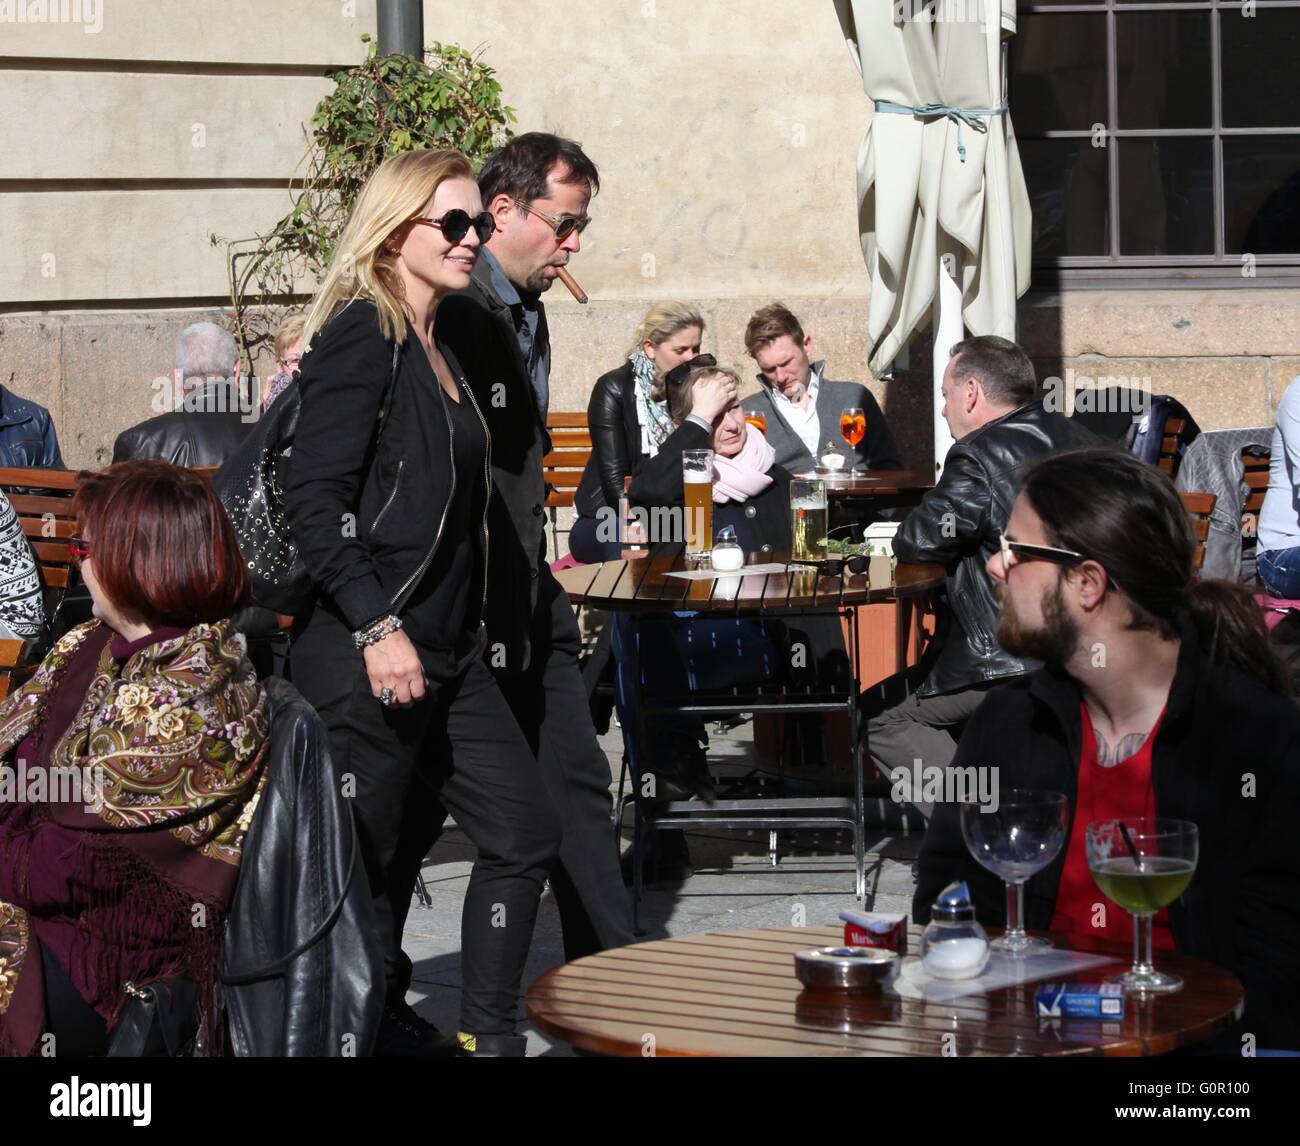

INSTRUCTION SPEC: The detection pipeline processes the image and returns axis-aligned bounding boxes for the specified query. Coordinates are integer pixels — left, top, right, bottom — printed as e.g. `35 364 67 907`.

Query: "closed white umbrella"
833 0 1032 472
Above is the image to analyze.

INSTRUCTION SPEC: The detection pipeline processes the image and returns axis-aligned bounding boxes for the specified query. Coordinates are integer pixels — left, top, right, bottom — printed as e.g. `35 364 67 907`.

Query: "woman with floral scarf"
569 302 711 563
0 460 268 1057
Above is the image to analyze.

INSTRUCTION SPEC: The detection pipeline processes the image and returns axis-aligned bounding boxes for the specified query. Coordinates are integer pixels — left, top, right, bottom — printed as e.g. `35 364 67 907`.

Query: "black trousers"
291 610 561 1036
41 945 108 1057
491 569 635 958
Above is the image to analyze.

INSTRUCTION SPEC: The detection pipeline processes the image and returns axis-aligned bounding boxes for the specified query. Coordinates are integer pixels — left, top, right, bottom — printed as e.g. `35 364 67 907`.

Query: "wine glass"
1086 818 1198 994
840 406 866 448
744 411 767 435
840 407 866 472
960 790 1069 955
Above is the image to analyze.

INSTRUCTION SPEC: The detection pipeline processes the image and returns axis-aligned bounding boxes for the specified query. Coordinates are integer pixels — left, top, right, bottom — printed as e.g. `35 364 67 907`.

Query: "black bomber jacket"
284 301 491 679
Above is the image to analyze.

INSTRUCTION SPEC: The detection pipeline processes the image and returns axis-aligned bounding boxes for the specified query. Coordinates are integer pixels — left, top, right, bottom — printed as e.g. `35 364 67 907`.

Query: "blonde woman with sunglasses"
285 148 561 1058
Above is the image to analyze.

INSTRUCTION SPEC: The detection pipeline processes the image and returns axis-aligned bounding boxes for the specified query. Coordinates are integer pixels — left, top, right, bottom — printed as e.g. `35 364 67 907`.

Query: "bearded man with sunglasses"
862 335 1101 819
915 450 1300 1051
441 134 636 969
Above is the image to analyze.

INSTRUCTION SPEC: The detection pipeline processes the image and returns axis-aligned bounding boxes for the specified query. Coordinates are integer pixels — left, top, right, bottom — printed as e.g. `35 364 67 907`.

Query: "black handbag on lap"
104 979 200 1058
213 341 401 617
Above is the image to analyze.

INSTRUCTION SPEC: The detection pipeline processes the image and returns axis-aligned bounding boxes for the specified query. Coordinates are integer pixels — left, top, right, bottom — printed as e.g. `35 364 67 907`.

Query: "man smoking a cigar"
441 133 635 967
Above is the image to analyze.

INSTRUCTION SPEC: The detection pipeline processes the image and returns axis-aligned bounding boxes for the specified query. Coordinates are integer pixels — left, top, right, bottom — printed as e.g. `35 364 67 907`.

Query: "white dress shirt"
768 366 822 458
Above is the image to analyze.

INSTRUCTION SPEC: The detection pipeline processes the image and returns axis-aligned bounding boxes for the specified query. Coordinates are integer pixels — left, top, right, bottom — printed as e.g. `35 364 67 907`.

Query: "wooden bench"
543 412 592 560
0 465 79 602
0 467 78 696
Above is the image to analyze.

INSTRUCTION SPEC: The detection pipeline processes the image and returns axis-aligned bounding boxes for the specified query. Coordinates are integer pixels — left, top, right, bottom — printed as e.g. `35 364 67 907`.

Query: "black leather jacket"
575 361 641 518
222 676 384 1057
112 381 253 467
894 402 1103 697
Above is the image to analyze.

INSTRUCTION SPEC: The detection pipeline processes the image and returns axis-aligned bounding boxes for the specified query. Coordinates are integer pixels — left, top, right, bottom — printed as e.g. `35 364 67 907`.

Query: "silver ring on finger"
379 686 396 707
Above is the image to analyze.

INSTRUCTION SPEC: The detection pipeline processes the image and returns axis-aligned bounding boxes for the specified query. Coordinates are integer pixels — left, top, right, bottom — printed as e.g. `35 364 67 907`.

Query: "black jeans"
291 610 561 1036
491 568 635 959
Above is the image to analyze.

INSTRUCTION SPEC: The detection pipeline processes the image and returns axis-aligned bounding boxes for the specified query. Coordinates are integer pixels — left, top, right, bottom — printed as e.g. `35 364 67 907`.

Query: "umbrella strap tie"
874 100 1006 162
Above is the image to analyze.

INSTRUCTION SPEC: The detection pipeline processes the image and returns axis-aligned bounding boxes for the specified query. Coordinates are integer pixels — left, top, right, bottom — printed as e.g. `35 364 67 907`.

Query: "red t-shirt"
1049 702 1175 950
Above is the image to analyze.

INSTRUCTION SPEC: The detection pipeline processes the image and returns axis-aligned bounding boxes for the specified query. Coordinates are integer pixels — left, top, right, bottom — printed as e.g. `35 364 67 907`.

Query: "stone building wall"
1 1 1296 469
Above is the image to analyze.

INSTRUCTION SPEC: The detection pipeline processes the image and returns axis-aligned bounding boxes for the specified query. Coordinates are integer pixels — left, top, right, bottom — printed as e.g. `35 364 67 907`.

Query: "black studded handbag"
213 342 401 617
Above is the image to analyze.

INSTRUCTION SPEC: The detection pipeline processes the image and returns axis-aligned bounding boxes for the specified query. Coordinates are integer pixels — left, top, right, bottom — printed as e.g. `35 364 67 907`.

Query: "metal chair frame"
613 603 866 932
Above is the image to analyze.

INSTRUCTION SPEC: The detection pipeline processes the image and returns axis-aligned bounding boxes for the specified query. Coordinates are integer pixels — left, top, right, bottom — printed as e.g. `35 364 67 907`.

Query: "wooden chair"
1178 490 1216 571
543 412 592 561
0 638 30 701
1157 418 1189 478
1241 446 1269 534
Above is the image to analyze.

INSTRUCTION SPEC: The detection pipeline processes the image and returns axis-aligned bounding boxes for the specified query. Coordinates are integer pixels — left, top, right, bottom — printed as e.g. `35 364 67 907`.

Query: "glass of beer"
840 406 866 448
682 449 715 560
745 411 767 435
790 479 828 563
1086 818 1199 994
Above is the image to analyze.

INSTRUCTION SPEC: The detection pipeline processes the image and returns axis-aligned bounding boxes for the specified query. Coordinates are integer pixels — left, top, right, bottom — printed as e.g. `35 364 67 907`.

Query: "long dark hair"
1020 448 1290 695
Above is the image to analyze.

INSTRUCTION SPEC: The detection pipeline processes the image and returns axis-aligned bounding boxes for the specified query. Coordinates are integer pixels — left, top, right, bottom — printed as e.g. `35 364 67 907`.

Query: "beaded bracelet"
353 613 403 649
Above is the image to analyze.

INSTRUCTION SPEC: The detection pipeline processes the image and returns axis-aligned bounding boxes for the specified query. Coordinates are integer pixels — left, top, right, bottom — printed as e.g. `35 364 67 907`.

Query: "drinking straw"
1118 821 1144 871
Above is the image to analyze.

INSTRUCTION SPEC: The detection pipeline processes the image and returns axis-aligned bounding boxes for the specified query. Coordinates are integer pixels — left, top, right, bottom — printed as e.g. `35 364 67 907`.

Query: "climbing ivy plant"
212 36 514 362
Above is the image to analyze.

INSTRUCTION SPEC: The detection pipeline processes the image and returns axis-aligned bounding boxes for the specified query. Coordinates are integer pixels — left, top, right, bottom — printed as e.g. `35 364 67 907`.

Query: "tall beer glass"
682 449 715 559
790 478 828 563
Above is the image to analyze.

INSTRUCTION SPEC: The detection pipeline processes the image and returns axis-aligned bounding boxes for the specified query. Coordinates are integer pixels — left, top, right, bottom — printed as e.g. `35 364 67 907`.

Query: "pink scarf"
712 426 776 503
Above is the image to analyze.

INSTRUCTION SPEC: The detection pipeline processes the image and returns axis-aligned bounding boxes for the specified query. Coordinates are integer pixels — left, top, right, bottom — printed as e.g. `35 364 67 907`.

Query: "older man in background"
113 322 253 467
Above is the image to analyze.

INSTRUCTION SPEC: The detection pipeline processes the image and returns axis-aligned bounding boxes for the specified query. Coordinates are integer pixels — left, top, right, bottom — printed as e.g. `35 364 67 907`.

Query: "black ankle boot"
375 998 463 1058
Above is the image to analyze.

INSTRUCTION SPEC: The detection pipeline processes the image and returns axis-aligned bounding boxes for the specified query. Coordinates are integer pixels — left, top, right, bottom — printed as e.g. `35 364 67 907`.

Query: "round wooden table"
553 552 943 615
790 468 934 499
527 925 1244 1057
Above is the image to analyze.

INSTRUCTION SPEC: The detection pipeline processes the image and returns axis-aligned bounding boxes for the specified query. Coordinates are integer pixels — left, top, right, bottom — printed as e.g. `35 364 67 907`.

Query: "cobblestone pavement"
400 719 925 1056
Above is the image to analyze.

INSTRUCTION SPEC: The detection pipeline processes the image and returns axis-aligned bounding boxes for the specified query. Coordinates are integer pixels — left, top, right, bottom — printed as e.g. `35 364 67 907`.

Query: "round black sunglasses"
410 209 496 245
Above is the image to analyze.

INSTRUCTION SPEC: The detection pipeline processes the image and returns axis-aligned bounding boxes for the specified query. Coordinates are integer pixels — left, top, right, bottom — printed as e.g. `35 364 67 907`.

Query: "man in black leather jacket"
864 336 1102 817
113 323 255 467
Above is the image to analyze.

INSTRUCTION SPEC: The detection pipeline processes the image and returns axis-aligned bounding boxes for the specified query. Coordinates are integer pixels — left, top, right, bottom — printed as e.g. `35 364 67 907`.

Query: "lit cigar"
556 265 588 305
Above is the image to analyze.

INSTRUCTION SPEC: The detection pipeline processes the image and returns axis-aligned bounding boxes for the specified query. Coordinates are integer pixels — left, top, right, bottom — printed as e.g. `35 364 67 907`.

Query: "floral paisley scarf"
0 619 268 1056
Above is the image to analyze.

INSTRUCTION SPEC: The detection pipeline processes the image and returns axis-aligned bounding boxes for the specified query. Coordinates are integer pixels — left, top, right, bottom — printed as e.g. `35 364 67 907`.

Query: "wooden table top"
789 469 934 497
527 925 1244 1057
553 555 944 615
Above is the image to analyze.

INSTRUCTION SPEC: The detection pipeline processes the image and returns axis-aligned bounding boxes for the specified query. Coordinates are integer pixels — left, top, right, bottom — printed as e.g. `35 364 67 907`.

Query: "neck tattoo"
1094 728 1151 768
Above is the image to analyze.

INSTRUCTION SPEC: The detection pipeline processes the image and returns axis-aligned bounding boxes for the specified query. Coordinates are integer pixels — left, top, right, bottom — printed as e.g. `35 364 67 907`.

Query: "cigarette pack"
838 910 908 954
1034 982 1126 1019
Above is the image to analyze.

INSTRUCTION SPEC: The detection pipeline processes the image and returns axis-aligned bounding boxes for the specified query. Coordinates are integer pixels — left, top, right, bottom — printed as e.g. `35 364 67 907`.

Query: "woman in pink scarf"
616 362 848 880
629 362 788 557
